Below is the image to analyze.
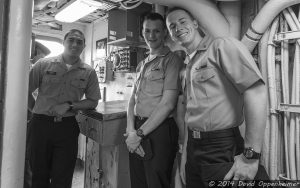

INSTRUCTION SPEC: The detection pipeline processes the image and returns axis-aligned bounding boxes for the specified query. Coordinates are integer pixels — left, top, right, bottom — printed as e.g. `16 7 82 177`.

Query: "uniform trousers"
24 121 33 188
29 114 80 188
129 117 178 188
185 127 244 188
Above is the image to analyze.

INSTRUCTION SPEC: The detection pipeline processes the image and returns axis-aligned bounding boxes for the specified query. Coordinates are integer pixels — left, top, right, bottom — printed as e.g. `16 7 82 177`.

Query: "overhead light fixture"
55 0 103 23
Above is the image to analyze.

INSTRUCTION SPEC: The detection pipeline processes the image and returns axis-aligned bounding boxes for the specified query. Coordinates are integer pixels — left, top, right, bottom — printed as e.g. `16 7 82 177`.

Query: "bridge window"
36 39 64 58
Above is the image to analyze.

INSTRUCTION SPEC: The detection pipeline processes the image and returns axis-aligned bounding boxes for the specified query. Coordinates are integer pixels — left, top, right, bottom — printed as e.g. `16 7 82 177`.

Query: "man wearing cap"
166 7 267 187
28 29 101 188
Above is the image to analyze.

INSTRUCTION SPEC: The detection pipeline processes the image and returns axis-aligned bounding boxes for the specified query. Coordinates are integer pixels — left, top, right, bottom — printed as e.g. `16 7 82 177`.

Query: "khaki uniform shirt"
29 54 101 116
185 37 264 131
134 46 182 117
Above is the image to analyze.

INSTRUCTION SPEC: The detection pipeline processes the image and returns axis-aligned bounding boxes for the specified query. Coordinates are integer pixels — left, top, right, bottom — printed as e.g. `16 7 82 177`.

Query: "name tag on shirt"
151 68 161 71
46 71 57 75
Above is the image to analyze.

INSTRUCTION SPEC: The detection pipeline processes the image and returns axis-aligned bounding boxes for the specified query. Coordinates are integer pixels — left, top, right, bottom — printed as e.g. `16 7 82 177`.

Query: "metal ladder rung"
277 103 300 114
274 30 300 41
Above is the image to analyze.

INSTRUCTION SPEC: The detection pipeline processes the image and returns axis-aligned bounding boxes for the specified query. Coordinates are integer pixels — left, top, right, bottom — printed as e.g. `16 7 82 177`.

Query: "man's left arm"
49 99 98 116
224 80 267 180
50 69 100 115
69 99 99 110
125 89 178 152
140 89 178 135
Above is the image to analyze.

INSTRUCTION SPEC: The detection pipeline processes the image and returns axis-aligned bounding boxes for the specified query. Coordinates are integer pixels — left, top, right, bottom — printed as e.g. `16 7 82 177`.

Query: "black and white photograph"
1 0 300 188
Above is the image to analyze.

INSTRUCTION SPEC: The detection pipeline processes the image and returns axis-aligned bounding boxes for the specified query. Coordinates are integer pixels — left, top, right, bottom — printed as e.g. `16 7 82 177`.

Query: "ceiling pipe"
217 0 241 39
242 0 300 52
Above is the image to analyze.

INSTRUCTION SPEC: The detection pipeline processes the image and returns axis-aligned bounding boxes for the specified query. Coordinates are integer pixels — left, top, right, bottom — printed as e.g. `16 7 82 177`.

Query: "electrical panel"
109 47 137 72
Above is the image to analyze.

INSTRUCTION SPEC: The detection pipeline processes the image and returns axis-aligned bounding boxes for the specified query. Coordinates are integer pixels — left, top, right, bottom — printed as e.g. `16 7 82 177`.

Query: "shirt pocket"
192 67 216 99
144 70 165 95
71 78 87 90
194 67 216 82
41 75 61 93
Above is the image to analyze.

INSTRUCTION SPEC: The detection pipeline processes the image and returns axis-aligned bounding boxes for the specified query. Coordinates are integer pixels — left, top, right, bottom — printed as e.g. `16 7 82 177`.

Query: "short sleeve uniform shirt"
29 54 101 116
185 37 264 131
134 46 182 117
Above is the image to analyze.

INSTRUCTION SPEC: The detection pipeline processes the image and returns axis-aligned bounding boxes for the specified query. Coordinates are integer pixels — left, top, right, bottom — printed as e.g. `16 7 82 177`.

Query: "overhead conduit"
260 6 300 180
266 17 279 179
242 0 300 52
279 17 290 180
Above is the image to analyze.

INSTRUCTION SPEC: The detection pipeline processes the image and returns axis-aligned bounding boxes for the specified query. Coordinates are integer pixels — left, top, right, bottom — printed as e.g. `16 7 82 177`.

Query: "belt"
188 127 240 140
33 114 75 123
135 115 174 122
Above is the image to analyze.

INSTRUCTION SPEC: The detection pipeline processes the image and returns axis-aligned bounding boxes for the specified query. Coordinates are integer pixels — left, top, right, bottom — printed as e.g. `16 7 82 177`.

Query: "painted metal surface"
1 0 32 187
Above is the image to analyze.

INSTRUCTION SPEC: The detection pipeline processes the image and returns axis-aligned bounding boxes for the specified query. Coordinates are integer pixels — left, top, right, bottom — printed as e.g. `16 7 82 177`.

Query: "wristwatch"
67 101 74 111
136 128 145 138
243 147 261 160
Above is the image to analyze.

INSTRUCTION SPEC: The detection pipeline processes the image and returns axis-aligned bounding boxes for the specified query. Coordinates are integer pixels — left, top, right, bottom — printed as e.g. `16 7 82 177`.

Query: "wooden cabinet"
76 100 130 188
77 114 126 146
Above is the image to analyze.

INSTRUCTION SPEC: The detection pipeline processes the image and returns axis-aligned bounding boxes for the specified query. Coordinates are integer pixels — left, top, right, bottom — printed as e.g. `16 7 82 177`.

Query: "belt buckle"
54 116 62 122
192 130 201 139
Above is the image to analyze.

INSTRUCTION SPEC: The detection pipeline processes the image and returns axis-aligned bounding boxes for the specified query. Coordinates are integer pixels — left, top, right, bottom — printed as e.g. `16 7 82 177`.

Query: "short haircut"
166 7 195 21
64 29 85 44
166 7 205 37
143 12 166 29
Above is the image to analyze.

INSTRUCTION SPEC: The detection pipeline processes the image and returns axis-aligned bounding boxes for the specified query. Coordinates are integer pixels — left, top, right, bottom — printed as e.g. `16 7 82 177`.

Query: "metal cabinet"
77 113 131 188
107 3 152 47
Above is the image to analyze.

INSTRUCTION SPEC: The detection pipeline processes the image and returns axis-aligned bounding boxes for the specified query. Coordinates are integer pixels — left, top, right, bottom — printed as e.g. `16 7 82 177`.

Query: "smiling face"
166 9 199 50
142 19 167 53
63 31 85 58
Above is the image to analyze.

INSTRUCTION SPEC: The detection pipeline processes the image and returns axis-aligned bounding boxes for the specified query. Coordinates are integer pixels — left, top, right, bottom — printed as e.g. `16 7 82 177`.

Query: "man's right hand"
125 131 142 153
180 149 187 185
49 103 70 116
135 145 145 157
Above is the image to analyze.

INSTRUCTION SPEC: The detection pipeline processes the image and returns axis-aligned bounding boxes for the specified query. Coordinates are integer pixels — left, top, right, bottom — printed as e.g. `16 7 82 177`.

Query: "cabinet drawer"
77 114 102 143
76 114 88 135
76 113 127 146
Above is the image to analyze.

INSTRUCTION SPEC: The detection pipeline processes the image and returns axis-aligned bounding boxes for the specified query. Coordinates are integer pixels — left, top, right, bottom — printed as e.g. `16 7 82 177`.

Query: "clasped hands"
124 131 145 157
